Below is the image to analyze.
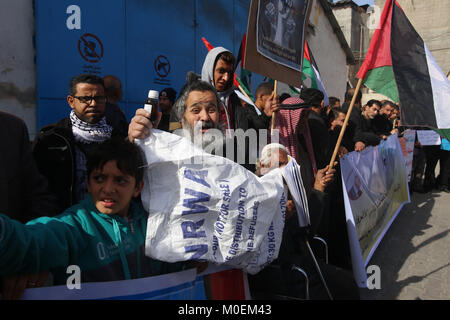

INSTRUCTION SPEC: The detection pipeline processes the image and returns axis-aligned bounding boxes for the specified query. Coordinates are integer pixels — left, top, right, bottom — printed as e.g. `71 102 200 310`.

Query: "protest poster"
399 130 416 182
21 269 199 300
417 130 442 146
256 0 310 72
244 0 312 87
20 265 250 300
340 134 410 287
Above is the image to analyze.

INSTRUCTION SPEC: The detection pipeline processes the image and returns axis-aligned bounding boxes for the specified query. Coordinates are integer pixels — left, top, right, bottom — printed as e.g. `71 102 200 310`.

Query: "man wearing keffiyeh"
32 74 127 212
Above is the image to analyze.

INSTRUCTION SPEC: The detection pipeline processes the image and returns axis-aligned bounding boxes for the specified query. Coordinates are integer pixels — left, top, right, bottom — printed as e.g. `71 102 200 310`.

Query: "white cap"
148 90 159 100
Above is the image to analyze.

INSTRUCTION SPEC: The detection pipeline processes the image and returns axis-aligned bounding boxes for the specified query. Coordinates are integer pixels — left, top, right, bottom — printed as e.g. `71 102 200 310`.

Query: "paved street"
359 188 450 300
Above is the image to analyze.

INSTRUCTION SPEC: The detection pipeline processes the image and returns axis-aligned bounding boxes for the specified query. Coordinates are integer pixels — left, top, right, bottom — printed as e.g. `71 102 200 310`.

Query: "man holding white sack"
127 79 348 298
129 79 286 299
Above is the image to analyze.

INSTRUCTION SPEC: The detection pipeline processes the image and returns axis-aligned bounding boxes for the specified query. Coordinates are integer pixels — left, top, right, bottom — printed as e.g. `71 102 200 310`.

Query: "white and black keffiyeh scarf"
70 110 113 144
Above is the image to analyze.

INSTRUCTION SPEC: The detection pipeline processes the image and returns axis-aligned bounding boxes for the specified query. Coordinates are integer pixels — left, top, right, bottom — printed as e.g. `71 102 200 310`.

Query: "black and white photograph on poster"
257 0 310 71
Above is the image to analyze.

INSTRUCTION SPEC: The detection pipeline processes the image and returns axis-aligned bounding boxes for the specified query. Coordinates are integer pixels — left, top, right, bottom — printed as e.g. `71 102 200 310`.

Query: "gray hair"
259 143 290 167
173 80 221 121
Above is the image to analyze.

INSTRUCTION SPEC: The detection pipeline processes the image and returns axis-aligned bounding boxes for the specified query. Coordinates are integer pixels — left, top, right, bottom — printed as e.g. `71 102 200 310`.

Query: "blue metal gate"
34 0 256 129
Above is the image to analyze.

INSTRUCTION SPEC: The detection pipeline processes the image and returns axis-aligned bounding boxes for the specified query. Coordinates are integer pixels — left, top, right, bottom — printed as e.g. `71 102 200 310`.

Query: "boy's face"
87 160 143 218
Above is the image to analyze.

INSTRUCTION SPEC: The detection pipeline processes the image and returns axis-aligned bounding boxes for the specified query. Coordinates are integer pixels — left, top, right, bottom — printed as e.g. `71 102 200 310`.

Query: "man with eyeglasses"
32 74 127 211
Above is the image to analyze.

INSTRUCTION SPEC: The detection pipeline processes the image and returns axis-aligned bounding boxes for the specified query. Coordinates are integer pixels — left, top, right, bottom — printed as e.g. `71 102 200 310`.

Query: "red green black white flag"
357 0 450 130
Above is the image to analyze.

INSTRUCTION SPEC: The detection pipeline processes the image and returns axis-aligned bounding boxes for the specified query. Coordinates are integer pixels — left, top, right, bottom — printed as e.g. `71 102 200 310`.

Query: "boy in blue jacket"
0 137 184 298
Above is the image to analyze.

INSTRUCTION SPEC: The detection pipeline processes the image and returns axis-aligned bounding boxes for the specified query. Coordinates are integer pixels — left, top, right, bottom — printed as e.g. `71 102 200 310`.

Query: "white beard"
180 120 225 152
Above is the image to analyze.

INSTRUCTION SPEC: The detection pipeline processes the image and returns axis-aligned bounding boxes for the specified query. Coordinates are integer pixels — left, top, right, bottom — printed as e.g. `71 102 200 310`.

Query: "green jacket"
0 196 184 285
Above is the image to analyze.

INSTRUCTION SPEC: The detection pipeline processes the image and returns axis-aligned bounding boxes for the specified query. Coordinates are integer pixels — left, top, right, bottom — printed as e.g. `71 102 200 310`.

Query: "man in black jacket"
372 100 398 139
301 88 331 170
350 99 382 152
32 74 127 212
0 110 60 299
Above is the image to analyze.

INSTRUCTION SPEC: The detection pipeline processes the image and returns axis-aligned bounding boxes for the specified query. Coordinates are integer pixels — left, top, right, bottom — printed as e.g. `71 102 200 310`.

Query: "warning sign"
154 55 171 78
78 33 104 63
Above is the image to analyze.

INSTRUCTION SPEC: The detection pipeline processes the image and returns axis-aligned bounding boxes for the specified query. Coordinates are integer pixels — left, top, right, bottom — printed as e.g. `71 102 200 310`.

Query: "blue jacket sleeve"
0 213 88 276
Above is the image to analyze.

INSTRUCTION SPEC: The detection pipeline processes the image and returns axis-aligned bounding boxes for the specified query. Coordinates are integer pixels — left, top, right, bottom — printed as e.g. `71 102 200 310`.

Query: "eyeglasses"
72 96 107 104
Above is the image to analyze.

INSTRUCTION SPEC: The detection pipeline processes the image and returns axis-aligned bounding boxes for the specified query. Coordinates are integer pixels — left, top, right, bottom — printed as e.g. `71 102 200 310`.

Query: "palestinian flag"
302 40 329 106
357 0 450 135
234 33 254 100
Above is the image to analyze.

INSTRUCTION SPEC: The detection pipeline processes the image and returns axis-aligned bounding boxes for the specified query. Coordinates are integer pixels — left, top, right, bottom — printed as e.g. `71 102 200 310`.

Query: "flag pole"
271 80 278 134
237 84 254 103
328 77 364 169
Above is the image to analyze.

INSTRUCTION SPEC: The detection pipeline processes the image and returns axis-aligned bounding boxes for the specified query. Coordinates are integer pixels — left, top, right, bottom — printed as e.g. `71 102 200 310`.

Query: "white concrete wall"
306 0 349 101
0 0 37 139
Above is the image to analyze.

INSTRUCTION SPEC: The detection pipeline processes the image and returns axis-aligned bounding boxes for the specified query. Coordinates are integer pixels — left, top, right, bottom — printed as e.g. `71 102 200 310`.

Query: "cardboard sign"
244 0 312 87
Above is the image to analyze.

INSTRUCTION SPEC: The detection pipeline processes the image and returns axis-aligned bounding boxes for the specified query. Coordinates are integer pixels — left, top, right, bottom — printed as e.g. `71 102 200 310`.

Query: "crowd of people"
0 45 448 300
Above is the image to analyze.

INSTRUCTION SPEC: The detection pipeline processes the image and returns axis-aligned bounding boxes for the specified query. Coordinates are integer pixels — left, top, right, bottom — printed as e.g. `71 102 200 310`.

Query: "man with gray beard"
129 80 278 171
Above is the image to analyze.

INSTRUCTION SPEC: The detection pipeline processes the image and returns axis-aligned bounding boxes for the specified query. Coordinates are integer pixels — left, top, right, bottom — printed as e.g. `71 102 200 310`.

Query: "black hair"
69 74 105 96
328 96 340 107
86 137 145 186
345 88 362 104
160 87 177 103
366 99 381 108
300 88 324 107
381 100 396 109
331 107 346 119
255 82 275 97
216 51 236 67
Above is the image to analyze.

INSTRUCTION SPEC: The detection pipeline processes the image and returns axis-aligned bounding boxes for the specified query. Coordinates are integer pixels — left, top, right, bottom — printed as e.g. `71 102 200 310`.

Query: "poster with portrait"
340 134 410 288
256 0 310 71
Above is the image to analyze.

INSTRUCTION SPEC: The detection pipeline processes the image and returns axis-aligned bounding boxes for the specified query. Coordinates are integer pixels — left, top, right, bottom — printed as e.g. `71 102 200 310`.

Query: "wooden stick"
237 84 254 103
328 77 364 169
271 80 278 134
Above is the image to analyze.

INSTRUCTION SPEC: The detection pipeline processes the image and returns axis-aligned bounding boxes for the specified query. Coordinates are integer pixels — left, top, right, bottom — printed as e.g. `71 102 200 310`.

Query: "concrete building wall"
332 2 371 88
0 0 37 138
305 0 349 101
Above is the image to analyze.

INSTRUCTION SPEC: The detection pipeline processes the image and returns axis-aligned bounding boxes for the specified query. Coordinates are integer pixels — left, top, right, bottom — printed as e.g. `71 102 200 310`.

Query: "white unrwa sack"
136 130 287 274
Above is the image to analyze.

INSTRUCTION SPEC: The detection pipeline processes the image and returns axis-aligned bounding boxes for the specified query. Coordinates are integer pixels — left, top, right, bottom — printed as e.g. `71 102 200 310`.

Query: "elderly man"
248 143 359 300
130 81 220 143
130 79 278 171
129 79 279 299
33 74 127 211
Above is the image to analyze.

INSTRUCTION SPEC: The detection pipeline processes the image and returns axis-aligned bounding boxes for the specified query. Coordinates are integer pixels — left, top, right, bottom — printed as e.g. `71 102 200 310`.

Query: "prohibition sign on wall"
154 55 171 78
78 33 104 63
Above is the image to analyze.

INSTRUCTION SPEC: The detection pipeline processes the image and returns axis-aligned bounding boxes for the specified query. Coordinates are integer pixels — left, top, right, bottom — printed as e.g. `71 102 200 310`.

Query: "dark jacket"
104 102 129 136
349 111 381 147
308 110 332 170
372 114 393 137
0 111 59 223
32 117 125 212
229 92 271 131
